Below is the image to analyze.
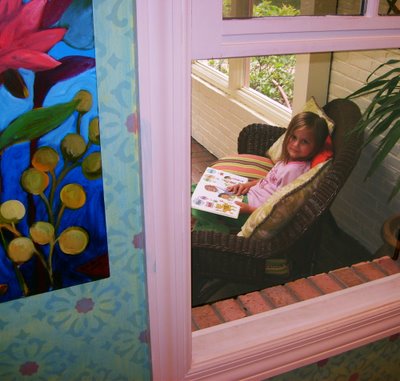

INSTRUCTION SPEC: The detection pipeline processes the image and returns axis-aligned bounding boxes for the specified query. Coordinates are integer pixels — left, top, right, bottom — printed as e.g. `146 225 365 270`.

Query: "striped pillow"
211 154 274 180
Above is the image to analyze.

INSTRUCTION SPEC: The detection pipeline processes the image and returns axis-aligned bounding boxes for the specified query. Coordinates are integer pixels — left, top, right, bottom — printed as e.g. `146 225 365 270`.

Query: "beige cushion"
267 97 335 163
239 160 331 239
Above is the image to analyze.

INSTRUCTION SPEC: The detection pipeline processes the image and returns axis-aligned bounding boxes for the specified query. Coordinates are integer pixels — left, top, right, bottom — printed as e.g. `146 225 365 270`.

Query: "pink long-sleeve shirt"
247 160 311 208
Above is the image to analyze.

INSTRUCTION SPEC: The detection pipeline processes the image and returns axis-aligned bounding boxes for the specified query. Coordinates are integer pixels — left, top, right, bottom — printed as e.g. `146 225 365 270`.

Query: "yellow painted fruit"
0 200 26 222
82 152 102 180
21 168 49 195
60 184 86 209
58 227 89 255
60 134 86 161
74 90 93 113
32 147 59 172
88 117 100 145
8 237 35 264
30 222 55 245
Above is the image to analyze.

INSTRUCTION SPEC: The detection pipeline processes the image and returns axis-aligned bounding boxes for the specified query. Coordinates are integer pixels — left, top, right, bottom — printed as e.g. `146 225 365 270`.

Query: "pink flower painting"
0 1 110 304
0 0 66 75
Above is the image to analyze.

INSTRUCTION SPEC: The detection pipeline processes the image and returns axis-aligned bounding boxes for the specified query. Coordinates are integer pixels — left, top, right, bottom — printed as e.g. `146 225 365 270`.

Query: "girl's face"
286 127 317 161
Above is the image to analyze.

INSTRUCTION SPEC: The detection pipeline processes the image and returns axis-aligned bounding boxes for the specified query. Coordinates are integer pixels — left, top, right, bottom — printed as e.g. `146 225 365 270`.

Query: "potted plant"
347 58 400 258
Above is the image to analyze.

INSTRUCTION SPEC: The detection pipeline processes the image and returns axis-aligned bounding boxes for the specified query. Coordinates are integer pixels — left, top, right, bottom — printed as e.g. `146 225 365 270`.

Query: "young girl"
228 111 329 215
191 111 329 232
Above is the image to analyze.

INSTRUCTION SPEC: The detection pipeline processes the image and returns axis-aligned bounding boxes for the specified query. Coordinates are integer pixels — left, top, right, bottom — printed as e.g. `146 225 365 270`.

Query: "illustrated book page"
191 167 248 219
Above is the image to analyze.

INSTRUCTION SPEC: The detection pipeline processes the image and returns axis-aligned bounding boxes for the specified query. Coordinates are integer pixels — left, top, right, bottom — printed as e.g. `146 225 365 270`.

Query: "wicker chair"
192 98 363 305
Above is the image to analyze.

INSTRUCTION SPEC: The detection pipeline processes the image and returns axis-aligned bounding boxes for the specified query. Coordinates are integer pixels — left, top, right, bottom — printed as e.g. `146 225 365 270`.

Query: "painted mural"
0 0 109 303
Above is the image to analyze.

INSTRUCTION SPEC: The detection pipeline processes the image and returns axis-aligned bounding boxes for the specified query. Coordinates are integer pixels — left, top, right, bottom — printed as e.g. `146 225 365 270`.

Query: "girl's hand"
235 201 256 214
227 180 258 195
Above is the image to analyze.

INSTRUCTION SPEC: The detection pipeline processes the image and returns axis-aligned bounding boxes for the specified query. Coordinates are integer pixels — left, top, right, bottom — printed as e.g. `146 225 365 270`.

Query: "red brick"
192 305 222 329
308 273 345 294
213 299 247 322
238 292 273 315
261 285 298 308
373 256 400 275
192 319 198 332
330 267 365 287
352 261 387 281
286 278 322 300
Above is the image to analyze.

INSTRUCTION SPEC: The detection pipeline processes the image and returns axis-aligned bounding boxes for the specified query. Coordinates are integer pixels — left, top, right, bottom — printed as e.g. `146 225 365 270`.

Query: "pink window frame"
136 1 400 380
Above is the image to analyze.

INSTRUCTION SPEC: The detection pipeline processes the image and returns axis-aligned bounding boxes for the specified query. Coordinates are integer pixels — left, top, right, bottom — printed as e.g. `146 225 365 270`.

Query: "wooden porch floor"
191 138 379 302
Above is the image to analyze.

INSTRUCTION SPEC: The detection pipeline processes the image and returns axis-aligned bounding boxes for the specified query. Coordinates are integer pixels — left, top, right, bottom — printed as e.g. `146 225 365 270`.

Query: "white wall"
191 74 272 158
328 49 400 252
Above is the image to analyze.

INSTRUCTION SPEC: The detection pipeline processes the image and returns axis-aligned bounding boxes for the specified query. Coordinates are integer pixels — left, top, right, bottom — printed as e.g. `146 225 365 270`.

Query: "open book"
191 167 248 219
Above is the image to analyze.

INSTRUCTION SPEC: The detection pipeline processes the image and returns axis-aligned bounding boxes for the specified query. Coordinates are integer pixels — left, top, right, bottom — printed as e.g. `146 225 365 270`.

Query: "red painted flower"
133 231 144 249
19 361 39 376
348 373 359 381
75 297 95 314
0 0 66 75
139 329 150 344
126 112 139 135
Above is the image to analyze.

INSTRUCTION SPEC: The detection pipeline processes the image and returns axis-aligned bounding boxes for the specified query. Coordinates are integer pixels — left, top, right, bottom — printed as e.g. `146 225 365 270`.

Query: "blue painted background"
0 0 108 301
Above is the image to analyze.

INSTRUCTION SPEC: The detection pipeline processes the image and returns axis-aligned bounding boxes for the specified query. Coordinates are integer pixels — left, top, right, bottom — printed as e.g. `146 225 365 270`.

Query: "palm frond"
363 109 400 148
389 175 400 202
366 60 400 82
347 79 391 99
366 119 400 178
351 93 400 136
347 59 400 201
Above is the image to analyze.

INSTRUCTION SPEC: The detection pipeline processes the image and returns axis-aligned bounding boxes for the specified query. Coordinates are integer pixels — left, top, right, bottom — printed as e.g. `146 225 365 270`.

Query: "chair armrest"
237 123 286 156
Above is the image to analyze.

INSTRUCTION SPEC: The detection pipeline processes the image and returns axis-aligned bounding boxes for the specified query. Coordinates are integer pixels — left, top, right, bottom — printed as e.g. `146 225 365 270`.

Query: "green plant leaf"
347 64 400 102
0 100 78 152
388 175 400 202
350 77 400 140
366 60 400 82
366 119 400 178
364 97 400 127
348 59 400 200
367 77 399 103
358 84 398 122
363 109 400 147
347 79 388 99
374 92 400 109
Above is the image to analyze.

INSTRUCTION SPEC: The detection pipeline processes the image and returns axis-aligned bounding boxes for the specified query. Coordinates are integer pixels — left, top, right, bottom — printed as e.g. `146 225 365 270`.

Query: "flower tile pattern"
269 334 400 381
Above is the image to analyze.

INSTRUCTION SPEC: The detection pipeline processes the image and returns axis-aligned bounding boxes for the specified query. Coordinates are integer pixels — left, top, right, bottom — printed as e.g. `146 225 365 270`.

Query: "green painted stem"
55 204 66 233
47 241 56 286
13 263 29 296
39 192 54 226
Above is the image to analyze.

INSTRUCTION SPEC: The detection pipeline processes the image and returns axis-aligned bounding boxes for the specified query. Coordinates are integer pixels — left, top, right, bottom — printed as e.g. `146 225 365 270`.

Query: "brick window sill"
192 256 400 331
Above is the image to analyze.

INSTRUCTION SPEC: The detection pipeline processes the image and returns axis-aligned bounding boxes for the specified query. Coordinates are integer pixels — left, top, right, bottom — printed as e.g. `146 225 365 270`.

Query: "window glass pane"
192 49 400 308
223 0 365 18
198 59 229 76
248 55 295 108
379 0 400 15
195 55 295 109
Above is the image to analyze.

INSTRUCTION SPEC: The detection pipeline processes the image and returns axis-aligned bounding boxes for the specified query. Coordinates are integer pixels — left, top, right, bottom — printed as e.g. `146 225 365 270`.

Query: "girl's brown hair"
280 111 329 163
